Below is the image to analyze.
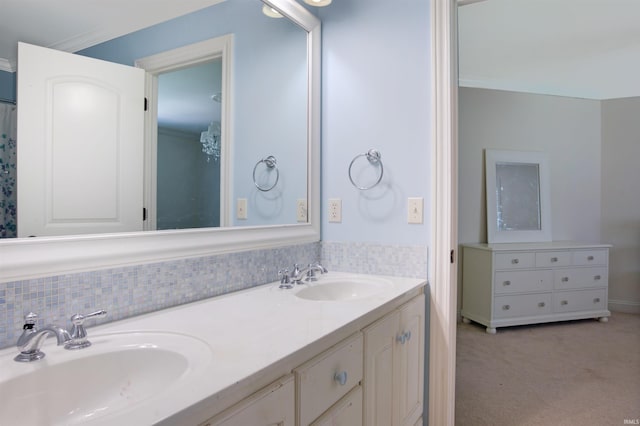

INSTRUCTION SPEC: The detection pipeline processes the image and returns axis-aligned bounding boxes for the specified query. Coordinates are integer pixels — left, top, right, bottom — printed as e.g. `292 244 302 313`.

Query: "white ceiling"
0 0 224 72
459 0 640 100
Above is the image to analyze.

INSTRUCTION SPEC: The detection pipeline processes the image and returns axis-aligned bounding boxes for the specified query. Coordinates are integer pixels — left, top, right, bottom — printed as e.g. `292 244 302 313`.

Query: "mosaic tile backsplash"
0 241 427 350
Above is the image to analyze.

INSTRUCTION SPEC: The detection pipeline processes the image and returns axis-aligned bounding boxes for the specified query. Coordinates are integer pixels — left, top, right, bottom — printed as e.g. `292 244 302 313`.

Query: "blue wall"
318 0 431 246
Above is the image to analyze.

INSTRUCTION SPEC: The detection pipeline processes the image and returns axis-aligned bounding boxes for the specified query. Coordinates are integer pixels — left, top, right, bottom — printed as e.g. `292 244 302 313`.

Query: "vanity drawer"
553 267 608 290
535 251 571 267
494 252 535 269
494 270 553 294
295 332 363 426
573 250 608 266
493 293 552 319
553 289 607 313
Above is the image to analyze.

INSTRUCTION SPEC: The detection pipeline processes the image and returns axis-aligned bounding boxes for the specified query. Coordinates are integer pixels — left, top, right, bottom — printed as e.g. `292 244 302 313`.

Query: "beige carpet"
455 312 640 426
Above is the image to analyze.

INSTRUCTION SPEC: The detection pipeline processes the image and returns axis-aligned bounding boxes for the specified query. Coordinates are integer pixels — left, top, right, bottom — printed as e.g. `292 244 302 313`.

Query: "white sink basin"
294 277 393 301
0 331 213 425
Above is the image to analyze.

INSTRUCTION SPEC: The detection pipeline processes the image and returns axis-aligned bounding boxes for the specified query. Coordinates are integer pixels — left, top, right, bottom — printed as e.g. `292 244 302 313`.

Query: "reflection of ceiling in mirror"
0 0 225 71
158 59 222 134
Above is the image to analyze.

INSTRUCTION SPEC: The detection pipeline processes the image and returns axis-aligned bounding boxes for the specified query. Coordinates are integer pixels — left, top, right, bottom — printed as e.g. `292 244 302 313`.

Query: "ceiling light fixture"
303 0 332 7
262 4 283 18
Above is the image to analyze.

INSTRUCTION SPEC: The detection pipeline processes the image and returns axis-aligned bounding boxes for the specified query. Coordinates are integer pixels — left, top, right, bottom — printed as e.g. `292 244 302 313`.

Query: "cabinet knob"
538 302 546 308
594 275 601 281
511 259 519 264
593 298 601 303
550 257 558 262
587 255 595 261
396 331 412 344
334 371 348 386
561 300 568 306
503 280 511 286
561 277 569 282
502 305 510 310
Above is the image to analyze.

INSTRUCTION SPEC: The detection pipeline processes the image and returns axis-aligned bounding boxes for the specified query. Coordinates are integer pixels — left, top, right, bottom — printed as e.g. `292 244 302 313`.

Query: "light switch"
237 198 248 220
408 197 423 224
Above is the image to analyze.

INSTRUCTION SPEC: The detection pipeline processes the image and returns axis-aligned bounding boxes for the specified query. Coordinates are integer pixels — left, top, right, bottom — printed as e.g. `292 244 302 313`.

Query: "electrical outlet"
408 197 423 224
328 198 342 223
237 198 248 220
297 199 307 222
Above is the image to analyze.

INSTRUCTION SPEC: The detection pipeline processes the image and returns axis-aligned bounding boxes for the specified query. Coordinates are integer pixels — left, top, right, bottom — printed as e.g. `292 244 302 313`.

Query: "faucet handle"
65 310 107 350
23 312 38 329
278 269 293 289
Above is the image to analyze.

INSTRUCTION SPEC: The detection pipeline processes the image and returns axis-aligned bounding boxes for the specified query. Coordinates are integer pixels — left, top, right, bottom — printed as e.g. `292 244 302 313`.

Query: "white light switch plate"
408 197 423 224
237 198 248 220
297 199 307 222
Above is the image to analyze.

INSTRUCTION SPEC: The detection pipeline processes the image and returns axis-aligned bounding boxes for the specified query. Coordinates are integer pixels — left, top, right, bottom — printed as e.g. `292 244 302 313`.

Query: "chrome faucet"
291 262 328 284
14 312 71 362
14 310 108 362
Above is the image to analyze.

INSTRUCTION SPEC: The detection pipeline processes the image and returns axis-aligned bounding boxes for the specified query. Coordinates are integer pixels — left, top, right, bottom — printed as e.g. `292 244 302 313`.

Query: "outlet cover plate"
328 198 342 223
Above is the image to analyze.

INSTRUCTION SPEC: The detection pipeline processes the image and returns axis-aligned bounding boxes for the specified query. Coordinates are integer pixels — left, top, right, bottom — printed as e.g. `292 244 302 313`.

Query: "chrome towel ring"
253 155 279 192
348 149 384 190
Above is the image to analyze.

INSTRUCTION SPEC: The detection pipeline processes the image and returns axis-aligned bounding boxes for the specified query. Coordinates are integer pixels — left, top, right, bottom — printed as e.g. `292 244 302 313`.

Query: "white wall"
601 97 640 312
318 0 431 246
458 87 602 245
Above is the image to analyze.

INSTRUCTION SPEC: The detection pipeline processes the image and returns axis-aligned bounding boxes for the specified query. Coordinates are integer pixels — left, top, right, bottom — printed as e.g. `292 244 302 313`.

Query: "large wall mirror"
485 149 552 243
0 0 320 282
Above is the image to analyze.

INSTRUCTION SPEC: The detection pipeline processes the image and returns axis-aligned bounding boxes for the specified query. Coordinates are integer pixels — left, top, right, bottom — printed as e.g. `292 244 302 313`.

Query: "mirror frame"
0 0 320 283
485 149 552 243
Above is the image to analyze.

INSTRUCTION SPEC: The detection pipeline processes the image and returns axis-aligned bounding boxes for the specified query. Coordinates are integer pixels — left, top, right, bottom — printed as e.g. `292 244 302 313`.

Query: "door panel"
17 42 145 237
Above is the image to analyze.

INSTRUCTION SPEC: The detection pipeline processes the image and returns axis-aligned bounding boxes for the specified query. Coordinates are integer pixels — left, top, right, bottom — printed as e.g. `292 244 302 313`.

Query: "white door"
17 42 145 237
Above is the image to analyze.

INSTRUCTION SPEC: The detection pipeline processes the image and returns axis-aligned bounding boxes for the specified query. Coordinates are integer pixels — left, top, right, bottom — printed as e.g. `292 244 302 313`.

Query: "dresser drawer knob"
538 302 546 308
594 275 601 280
550 257 558 262
561 300 568 306
561 277 569 282
502 305 510 310
511 259 519 264
587 255 595 261
334 371 348 386
503 280 511 286
593 298 601 303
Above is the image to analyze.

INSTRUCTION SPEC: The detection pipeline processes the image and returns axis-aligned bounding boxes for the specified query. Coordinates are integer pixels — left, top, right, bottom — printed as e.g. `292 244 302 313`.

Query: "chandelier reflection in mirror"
200 121 221 162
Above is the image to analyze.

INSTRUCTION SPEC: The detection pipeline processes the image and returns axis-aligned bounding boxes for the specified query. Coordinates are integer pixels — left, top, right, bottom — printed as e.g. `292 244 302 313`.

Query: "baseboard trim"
609 299 640 314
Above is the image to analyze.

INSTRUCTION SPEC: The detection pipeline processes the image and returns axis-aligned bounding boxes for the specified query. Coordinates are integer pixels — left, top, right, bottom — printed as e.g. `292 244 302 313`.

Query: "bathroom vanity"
0 273 426 425
461 242 610 333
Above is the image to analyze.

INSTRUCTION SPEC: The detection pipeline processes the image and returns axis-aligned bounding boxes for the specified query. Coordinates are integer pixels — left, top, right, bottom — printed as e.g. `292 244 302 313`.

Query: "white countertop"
0 272 426 425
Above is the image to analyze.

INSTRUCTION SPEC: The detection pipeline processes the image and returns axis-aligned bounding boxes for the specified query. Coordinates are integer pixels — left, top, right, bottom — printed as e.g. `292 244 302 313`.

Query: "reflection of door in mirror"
17 42 145 238
156 60 222 230
495 162 541 231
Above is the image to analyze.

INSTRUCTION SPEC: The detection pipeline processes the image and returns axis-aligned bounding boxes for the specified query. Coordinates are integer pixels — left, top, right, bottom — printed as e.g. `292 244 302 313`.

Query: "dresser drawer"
494 252 535 269
494 270 553 294
494 293 552 319
553 267 608 290
295 333 363 426
535 251 571 267
573 250 608 266
553 289 607 313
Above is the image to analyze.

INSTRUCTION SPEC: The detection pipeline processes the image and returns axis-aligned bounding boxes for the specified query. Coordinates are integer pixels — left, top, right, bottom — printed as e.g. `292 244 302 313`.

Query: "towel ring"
253 155 279 192
348 149 384 190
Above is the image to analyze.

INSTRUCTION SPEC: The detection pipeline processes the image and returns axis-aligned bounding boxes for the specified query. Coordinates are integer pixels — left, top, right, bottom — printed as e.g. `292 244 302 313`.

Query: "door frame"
428 0 458 425
135 34 234 230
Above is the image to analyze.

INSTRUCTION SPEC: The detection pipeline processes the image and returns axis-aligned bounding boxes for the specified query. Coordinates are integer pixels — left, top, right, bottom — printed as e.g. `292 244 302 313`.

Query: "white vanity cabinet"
200 375 295 426
461 242 611 333
363 294 425 426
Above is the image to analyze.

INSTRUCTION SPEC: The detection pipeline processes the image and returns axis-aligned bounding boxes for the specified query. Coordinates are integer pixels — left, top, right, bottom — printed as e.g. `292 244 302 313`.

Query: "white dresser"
461 242 611 334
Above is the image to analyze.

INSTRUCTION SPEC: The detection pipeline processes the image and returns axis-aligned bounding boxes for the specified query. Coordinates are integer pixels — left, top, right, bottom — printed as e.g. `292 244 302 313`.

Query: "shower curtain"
0 103 17 238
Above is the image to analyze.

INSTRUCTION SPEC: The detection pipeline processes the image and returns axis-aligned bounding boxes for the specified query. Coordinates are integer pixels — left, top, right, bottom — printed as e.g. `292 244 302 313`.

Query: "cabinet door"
364 309 400 426
201 375 294 426
311 385 363 426
397 294 425 426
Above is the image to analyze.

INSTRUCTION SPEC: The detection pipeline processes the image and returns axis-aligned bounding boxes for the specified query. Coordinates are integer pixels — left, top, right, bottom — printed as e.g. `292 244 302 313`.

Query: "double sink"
0 273 397 425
